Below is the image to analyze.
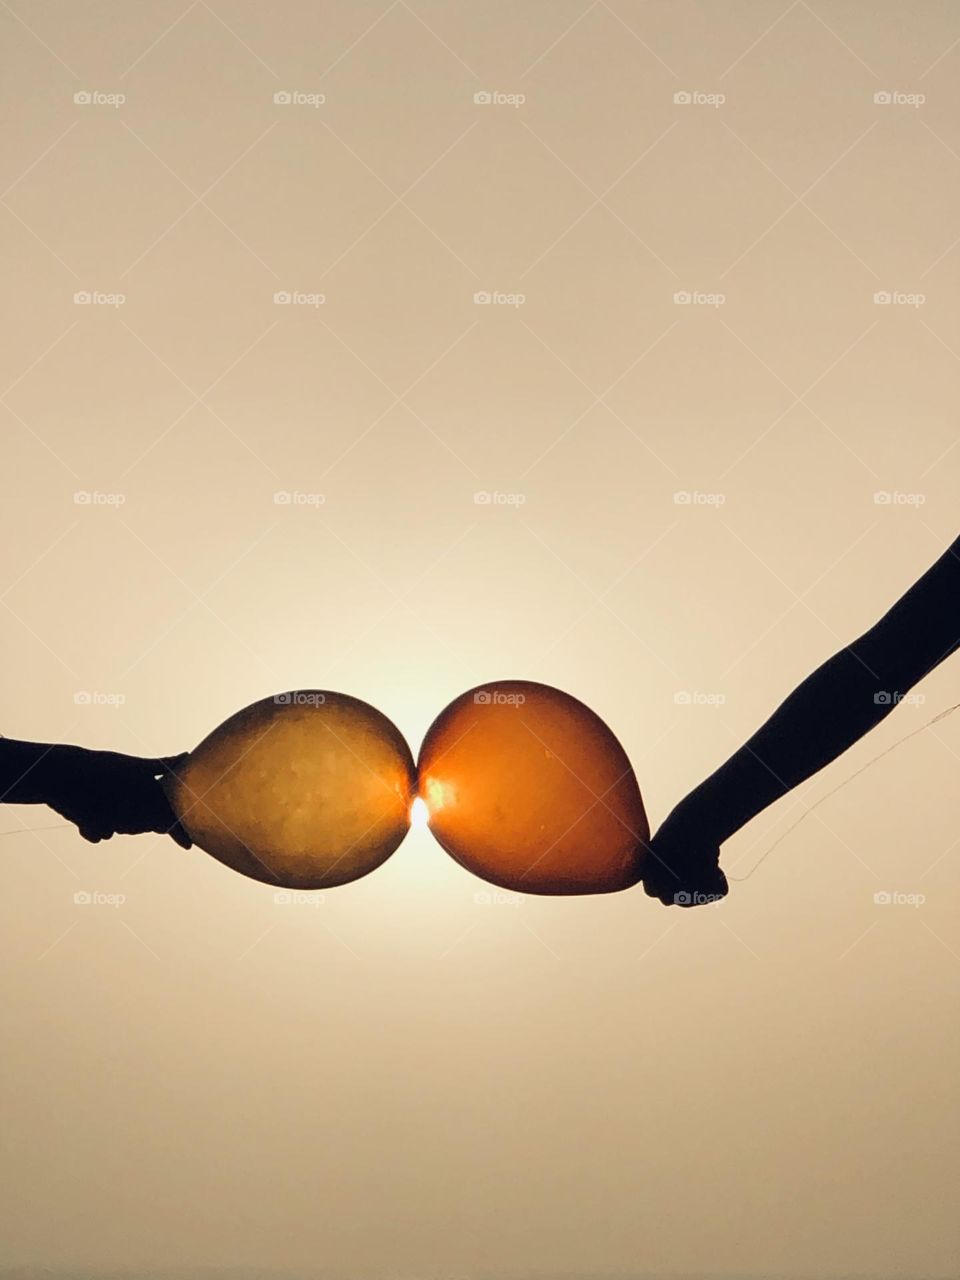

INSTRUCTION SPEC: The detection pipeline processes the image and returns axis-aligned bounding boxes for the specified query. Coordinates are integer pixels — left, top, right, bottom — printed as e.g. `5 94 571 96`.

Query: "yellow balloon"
168 691 416 889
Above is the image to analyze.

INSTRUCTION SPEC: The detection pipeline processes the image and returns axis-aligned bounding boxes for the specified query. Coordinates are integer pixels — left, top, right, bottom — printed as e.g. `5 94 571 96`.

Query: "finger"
78 823 112 844
166 818 193 850
645 872 728 907
668 878 729 908
130 778 193 850
108 796 193 848
136 814 192 848
642 870 679 899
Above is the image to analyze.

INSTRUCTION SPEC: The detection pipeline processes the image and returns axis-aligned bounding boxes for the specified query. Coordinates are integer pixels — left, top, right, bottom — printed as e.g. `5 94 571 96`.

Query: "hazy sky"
1 2 958 1277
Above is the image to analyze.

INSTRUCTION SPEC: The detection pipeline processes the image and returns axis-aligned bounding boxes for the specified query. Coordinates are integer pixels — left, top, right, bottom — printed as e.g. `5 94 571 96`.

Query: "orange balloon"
168 691 415 889
417 680 648 895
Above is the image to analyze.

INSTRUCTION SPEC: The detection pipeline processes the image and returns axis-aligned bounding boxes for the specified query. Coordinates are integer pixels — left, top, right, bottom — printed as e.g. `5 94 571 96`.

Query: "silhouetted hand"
40 746 192 848
641 810 728 907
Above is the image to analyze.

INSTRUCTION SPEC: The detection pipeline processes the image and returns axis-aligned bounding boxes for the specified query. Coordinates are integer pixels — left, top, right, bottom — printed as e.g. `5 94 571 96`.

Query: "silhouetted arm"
0 738 191 847
644 533 960 906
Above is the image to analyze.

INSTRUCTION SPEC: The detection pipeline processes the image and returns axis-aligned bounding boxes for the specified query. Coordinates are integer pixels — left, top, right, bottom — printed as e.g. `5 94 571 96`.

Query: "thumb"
166 818 193 850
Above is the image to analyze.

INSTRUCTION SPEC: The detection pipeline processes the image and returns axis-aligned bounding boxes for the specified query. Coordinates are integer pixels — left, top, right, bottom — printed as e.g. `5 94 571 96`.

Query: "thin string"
728 700 960 882
0 822 72 837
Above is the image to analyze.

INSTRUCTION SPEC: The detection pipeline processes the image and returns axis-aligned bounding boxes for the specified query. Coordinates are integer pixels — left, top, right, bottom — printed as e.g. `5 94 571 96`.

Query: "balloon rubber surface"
170 692 416 889
417 680 648 895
